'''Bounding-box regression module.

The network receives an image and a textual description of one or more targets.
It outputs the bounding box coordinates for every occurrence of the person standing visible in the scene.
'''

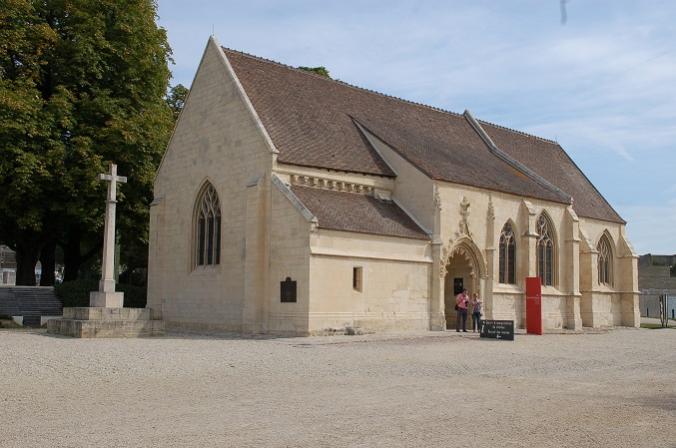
[471,292,483,333]
[455,289,469,332]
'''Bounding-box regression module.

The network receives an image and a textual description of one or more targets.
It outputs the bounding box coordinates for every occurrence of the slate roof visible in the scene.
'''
[291,186,429,240]
[223,48,624,224]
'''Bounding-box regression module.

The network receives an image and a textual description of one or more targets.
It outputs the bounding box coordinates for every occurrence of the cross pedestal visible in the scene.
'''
[47,162,164,337]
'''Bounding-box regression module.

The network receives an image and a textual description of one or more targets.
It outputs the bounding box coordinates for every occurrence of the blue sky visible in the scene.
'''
[157,0,676,254]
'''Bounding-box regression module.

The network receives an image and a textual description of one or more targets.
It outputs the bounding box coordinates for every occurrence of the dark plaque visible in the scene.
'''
[453,277,464,295]
[280,277,297,303]
[480,320,515,341]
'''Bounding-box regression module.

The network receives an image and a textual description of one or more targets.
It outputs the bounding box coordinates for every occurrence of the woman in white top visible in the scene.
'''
[471,292,482,332]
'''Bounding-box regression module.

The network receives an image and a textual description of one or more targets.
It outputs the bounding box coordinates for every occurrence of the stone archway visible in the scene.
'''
[441,238,487,330]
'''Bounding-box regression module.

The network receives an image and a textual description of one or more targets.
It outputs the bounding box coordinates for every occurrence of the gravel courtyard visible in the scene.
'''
[1,328,674,447]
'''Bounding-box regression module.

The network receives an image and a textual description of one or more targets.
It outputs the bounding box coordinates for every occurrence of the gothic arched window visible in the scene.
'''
[194,182,221,267]
[499,222,516,284]
[597,233,613,286]
[536,213,555,286]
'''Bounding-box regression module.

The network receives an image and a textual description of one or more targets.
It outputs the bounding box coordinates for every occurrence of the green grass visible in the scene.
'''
[0,319,22,329]
[641,323,676,329]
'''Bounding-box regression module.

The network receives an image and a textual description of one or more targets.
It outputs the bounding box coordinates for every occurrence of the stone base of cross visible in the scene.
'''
[47,162,164,337]
[90,162,127,308]
[90,290,125,308]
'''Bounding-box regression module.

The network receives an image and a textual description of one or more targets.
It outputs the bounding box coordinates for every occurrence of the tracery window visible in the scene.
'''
[194,182,221,267]
[498,222,516,284]
[597,234,613,286]
[536,213,555,286]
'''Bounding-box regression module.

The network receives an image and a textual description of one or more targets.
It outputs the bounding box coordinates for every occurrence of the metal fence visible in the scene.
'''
[640,290,675,319]
[664,295,676,322]
[642,291,676,327]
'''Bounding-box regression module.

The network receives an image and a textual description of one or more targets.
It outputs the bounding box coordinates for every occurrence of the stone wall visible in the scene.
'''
[639,265,676,291]
[147,37,273,332]
[578,218,639,327]
[265,182,312,335]
[307,230,431,334]
[639,261,676,317]
[433,181,637,329]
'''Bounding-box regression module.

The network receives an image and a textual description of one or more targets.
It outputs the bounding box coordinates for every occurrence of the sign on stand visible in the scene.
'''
[480,320,515,341]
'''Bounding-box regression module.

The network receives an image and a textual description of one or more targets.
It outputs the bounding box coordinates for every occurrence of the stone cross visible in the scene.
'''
[90,162,127,308]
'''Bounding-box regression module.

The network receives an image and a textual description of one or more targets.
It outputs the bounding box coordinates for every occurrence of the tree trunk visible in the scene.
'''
[63,229,81,282]
[39,239,57,286]
[15,239,41,286]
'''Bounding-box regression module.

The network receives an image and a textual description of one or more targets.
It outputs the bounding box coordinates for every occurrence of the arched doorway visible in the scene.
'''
[442,240,485,330]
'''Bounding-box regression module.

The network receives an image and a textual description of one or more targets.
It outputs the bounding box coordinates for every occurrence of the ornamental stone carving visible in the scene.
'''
[439,235,487,280]
[439,245,449,278]
[456,196,472,238]
[487,194,495,222]
[433,185,442,211]
[439,242,478,279]
[289,174,375,195]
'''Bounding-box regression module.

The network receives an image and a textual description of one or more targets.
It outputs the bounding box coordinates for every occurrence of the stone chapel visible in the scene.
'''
[147,37,640,335]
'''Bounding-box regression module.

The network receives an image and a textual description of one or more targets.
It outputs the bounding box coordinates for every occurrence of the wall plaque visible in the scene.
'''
[453,277,464,295]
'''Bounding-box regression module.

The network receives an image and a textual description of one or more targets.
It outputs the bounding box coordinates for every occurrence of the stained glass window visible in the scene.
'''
[499,222,516,284]
[195,183,221,267]
[597,234,613,286]
[536,214,555,286]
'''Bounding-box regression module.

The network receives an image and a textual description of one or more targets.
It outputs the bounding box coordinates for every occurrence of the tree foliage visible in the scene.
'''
[0,0,174,285]
[166,83,188,120]
[298,66,331,78]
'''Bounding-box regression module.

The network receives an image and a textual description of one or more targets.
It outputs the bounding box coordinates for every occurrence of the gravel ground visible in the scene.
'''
[1,328,674,447]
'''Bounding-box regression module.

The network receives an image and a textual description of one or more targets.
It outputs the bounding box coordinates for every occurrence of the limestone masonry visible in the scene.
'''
[147,37,640,336]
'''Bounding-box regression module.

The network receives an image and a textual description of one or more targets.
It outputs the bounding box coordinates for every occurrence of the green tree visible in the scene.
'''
[166,83,189,120]
[298,66,331,78]
[0,0,174,285]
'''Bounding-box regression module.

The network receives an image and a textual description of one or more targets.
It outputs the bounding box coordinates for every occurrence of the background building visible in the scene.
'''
[0,245,16,286]
[639,254,676,319]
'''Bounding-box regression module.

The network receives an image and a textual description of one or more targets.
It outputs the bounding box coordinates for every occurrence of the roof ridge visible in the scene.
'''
[221,46,464,119]
[477,118,558,145]
[464,111,571,203]
[478,117,624,223]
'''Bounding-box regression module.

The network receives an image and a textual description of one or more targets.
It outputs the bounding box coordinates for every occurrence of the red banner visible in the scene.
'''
[525,277,542,335]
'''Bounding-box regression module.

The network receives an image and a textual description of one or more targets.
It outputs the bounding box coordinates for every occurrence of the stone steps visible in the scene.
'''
[21,315,43,327]
[0,286,62,327]
[47,307,164,338]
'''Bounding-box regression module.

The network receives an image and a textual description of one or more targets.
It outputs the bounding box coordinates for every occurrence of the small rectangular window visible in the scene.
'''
[353,267,363,292]
[280,277,297,303]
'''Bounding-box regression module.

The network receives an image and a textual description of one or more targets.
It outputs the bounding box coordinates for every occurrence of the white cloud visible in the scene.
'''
[619,201,676,254]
